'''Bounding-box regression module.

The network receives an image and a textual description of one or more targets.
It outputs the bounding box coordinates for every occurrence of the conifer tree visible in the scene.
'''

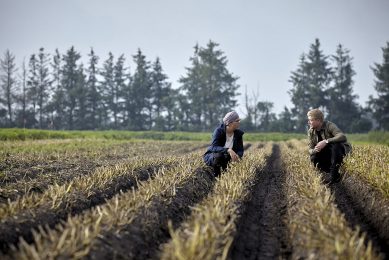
[289,54,311,131]
[129,49,151,130]
[328,44,360,132]
[179,41,239,130]
[179,44,203,129]
[275,107,295,132]
[113,54,126,128]
[0,50,17,126]
[100,52,115,128]
[256,101,275,131]
[305,38,332,109]
[369,42,389,130]
[36,47,51,128]
[61,46,81,129]
[27,53,39,126]
[85,48,100,129]
[289,39,332,131]
[74,64,87,129]
[150,57,172,130]
[49,49,66,129]
[16,59,28,128]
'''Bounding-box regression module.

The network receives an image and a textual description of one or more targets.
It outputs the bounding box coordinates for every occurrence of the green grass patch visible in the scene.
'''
[1,128,387,144]
[348,131,389,146]
[0,128,307,142]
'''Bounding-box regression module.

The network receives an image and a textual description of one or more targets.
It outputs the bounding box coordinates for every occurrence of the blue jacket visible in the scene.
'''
[203,123,244,166]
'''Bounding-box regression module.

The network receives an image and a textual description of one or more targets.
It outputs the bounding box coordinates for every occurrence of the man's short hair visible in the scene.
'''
[307,109,324,121]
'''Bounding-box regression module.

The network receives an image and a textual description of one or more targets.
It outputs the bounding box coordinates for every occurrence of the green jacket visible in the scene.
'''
[307,120,351,155]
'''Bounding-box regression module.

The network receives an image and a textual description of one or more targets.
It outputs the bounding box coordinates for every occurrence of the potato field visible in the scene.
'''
[0,138,388,259]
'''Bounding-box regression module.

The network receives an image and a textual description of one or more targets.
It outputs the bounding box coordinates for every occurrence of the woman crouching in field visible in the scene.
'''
[203,111,244,176]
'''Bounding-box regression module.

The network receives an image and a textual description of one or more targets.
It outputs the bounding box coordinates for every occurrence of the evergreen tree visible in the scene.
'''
[15,59,37,128]
[289,54,311,131]
[256,101,276,131]
[369,42,389,130]
[179,41,239,130]
[85,48,100,129]
[305,38,332,109]
[163,88,179,131]
[27,54,39,127]
[328,44,360,132]
[128,49,151,130]
[289,39,332,131]
[49,48,66,129]
[150,57,172,130]
[274,107,295,132]
[61,46,81,130]
[122,69,133,128]
[74,64,87,129]
[15,59,28,128]
[174,92,191,131]
[100,52,115,128]
[36,47,51,128]
[0,50,17,126]
[200,41,239,128]
[179,44,203,129]
[113,54,126,128]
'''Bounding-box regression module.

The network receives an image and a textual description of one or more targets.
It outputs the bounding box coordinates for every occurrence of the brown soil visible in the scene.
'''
[243,143,252,151]
[0,144,208,202]
[85,167,216,260]
[0,163,169,254]
[229,144,292,259]
[0,158,103,203]
[329,174,389,259]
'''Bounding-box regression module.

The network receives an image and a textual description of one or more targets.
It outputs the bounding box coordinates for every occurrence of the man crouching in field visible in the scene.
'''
[307,108,352,184]
[203,111,244,177]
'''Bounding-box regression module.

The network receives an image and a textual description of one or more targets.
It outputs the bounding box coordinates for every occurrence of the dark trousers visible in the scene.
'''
[310,143,347,177]
[209,151,231,176]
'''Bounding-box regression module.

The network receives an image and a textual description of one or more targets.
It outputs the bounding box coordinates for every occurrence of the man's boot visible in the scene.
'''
[330,168,341,183]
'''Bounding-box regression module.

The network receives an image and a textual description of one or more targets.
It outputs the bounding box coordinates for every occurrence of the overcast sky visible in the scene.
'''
[1,0,388,115]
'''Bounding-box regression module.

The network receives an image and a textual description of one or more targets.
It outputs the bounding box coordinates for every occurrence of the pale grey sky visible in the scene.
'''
[1,0,388,115]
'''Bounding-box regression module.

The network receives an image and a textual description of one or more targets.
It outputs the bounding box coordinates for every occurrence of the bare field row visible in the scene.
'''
[0,140,207,199]
[0,139,387,259]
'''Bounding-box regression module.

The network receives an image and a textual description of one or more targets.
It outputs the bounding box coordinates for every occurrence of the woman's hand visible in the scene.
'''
[228,148,240,162]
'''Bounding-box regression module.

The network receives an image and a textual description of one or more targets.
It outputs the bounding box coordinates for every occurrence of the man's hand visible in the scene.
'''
[314,140,327,153]
[228,148,240,162]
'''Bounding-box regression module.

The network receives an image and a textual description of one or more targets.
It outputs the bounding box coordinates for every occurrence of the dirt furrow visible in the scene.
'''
[0,163,168,254]
[330,175,389,259]
[85,167,216,260]
[229,144,291,260]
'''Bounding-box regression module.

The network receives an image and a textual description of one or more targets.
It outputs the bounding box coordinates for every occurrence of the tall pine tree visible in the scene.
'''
[0,50,17,126]
[15,59,29,128]
[61,46,81,130]
[100,52,115,128]
[49,49,66,129]
[150,57,172,130]
[289,39,332,131]
[289,54,311,131]
[74,64,87,129]
[128,49,151,130]
[113,54,127,128]
[85,48,100,129]
[179,41,239,130]
[369,42,389,130]
[36,47,51,128]
[27,54,39,127]
[328,44,360,132]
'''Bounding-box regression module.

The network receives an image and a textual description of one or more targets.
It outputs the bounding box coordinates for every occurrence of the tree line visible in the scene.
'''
[241,39,388,132]
[0,39,388,132]
[0,41,239,131]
